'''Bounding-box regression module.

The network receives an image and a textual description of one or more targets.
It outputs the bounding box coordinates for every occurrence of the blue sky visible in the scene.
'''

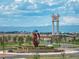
[0,0,79,27]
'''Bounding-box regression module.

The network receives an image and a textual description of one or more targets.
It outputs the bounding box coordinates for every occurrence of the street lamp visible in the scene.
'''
[2,35,5,59]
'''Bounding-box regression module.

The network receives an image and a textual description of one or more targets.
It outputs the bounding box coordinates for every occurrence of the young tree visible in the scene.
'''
[26,35,32,45]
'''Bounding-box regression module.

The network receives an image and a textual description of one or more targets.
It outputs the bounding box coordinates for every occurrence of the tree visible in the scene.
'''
[18,36,24,46]
[13,35,18,43]
[26,35,32,45]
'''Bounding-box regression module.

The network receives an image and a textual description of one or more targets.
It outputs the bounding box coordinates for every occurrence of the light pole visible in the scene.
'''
[2,35,5,59]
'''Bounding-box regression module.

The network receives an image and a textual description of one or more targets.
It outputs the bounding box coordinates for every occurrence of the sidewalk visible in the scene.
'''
[0,50,79,58]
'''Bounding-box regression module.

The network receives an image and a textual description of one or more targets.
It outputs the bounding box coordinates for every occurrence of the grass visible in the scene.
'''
[0,39,79,49]
[69,39,79,45]
[14,55,79,59]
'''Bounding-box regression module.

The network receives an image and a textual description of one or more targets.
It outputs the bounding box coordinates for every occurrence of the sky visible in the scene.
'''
[0,0,79,27]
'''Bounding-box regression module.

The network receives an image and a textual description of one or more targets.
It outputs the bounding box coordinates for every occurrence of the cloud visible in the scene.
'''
[15,0,22,3]
[0,4,16,11]
[0,16,52,27]
[0,5,4,10]
[0,0,71,16]
[0,0,79,27]
[60,16,79,25]
[71,0,79,2]
[28,0,34,4]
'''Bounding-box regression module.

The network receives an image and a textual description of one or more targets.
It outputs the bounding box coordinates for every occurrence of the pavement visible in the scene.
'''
[0,49,79,58]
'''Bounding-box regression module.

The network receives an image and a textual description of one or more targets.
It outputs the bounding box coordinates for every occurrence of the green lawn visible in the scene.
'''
[0,39,79,48]
[14,55,79,59]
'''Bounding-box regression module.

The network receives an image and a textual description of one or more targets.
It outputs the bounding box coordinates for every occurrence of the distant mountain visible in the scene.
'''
[0,25,79,32]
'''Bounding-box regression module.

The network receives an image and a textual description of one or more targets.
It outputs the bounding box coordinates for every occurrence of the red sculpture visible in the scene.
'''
[32,31,40,47]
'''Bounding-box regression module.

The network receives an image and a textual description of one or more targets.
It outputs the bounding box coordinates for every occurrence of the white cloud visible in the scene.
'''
[60,16,79,25]
[44,0,53,6]
[26,4,37,9]
[15,0,22,3]
[29,0,34,3]
[0,3,18,15]
[5,5,10,10]
[71,0,79,2]
[0,0,78,17]
[24,0,28,2]
[44,0,66,6]
[0,5,4,10]
[0,4,14,10]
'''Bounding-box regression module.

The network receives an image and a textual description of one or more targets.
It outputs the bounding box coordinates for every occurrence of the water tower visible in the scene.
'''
[52,14,59,35]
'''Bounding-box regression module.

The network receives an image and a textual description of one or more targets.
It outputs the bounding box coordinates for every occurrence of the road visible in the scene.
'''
[0,49,79,58]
